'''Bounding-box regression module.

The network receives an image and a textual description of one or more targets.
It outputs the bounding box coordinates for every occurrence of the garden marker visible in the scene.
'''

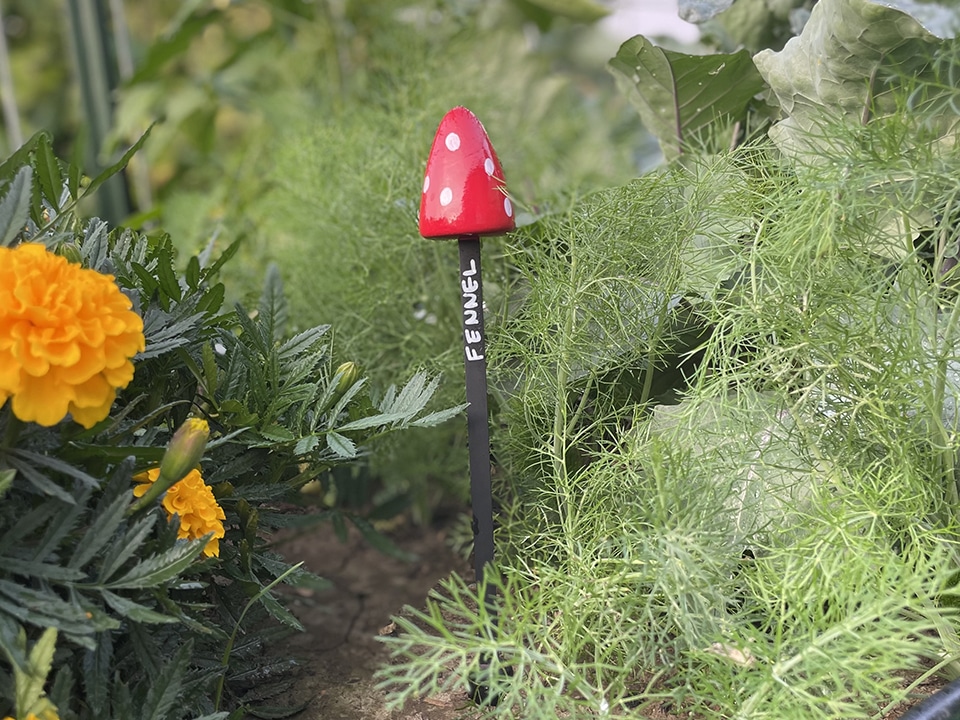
[419,106,514,703]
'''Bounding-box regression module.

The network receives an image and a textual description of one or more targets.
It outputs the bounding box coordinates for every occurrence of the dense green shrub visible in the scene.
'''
[379,2,960,717]
[0,137,461,719]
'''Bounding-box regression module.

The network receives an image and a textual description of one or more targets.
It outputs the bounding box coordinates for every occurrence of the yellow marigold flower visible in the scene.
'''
[2,712,59,720]
[133,467,226,557]
[0,243,145,428]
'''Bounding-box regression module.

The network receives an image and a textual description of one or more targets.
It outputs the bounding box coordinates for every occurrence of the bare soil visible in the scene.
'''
[267,520,479,720]
[266,520,949,720]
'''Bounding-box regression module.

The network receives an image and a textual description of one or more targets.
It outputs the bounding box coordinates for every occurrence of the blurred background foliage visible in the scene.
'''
[0,0,655,521]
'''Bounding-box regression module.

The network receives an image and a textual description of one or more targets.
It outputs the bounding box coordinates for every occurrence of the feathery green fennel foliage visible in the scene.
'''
[379,22,960,718]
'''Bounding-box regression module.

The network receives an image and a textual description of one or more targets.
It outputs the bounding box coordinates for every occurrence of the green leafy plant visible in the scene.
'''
[0,135,462,719]
[378,2,960,718]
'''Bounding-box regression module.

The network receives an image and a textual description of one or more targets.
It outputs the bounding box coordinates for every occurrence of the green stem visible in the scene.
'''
[127,468,183,516]
[213,562,304,711]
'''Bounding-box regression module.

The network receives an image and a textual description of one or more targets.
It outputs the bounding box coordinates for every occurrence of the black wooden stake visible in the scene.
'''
[458,236,496,606]
[459,235,504,705]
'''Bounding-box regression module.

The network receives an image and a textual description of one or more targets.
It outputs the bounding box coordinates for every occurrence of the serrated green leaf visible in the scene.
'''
[258,425,296,443]
[257,591,304,632]
[326,431,357,458]
[82,126,153,199]
[98,515,157,583]
[197,281,226,314]
[202,236,242,276]
[103,537,208,589]
[408,404,468,428]
[4,457,75,503]
[325,378,368,430]
[82,618,112,715]
[0,130,47,184]
[336,412,408,432]
[0,581,110,636]
[277,326,330,360]
[258,263,288,344]
[141,640,192,720]
[15,627,57,715]
[80,218,110,271]
[294,435,320,455]
[1,557,85,582]
[101,590,177,624]
[155,243,183,302]
[11,449,101,488]
[35,133,62,211]
[0,166,32,247]
[69,492,129,570]
[139,310,204,359]
[609,36,765,160]
[186,254,201,289]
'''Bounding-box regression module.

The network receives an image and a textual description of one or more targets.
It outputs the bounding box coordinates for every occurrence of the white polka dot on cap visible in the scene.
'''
[445,133,461,151]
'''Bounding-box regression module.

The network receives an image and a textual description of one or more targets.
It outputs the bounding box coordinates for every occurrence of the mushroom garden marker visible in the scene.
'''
[419,107,514,701]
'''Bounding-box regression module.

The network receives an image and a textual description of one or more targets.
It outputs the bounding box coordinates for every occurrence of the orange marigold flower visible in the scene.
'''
[0,243,145,428]
[133,467,226,557]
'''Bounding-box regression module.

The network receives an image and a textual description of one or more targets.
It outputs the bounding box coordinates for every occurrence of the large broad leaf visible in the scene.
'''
[753,0,958,156]
[609,36,766,160]
[649,390,816,543]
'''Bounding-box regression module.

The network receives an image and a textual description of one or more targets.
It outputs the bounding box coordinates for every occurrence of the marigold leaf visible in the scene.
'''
[21,627,57,714]
[0,166,32,248]
[155,243,183,303]
[326,431,357,459]
[104,538,208,589]
[257,591,304,632]
[186,254,201,289]
[69,492,130,570]
[4,457,76,504]
[100,590,178,625]
[0,130,47,184]
[408,404,468,428]
[293,435,320,455]
[0,581,108,637]
[11,449,101,489]
[336,412,408,432]
[82,126,153,200]
[98,515,157,584]
[82,630,111,717]
[277,326,330,360]
[35,133,62,211]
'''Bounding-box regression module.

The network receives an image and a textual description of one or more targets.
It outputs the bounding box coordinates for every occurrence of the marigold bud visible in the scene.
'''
[159,417,210,486]
[333,361,360,398]
[56,242,82,265]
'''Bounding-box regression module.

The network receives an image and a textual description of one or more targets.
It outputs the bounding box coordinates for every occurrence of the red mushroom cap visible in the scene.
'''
[418,106,515,240]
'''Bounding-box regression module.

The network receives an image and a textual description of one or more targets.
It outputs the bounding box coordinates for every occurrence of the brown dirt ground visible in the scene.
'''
[264,520,949,720]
